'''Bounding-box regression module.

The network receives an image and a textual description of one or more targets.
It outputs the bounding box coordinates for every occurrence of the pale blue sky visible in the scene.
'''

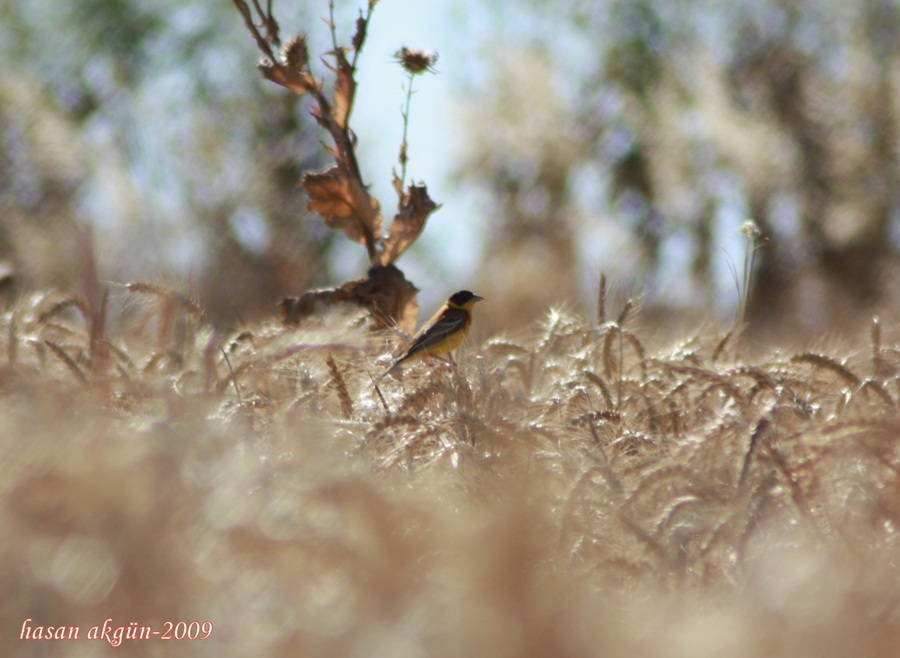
[335,0,748,315]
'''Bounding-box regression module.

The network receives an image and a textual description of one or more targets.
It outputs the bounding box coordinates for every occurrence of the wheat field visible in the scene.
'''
[3,286,900,657]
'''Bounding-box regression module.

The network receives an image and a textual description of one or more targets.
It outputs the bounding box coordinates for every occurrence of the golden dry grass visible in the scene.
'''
[3,290,900,657]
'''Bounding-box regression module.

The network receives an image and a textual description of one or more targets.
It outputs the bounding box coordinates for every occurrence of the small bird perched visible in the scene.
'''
[376,290,484,382]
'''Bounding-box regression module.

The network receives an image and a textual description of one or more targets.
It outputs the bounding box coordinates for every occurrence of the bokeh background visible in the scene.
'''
[2,0,898,341]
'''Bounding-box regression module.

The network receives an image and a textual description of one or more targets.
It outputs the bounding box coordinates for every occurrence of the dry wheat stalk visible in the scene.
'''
[326,354,353,419]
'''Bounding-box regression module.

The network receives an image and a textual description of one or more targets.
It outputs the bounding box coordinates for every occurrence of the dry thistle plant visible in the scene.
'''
[392,47,439,207]
[232,0,440,335]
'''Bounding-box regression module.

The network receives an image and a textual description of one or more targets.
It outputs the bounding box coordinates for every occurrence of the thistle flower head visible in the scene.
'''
[740,219,761,240]
[393,47,438,75]
[282,35,309,72]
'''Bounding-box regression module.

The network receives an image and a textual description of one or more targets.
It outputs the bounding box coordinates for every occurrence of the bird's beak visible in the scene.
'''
[473,295,484,302]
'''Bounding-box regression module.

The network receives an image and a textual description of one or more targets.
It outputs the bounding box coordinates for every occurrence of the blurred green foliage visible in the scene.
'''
[462,0,900,338]
[0,0,332,324]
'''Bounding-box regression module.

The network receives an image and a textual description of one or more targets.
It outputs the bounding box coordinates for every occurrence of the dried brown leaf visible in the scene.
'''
[379,183,439,265]
[281,265,418,334]
[302,166,382,245]
[345,265,419,334]
[332,49,356,130]
[279,287,352,325]
[258,60,318,94]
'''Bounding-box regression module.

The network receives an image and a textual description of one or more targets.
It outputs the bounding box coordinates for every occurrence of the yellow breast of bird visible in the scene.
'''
[427,322,469,356]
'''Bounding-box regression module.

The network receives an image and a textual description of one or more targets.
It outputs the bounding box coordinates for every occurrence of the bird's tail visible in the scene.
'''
[374,360,401,385]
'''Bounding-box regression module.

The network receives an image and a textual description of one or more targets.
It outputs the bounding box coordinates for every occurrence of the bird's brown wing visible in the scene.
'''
[401,306,470,361]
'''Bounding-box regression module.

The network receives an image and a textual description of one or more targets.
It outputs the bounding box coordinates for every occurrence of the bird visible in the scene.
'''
[376,290,484,382]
